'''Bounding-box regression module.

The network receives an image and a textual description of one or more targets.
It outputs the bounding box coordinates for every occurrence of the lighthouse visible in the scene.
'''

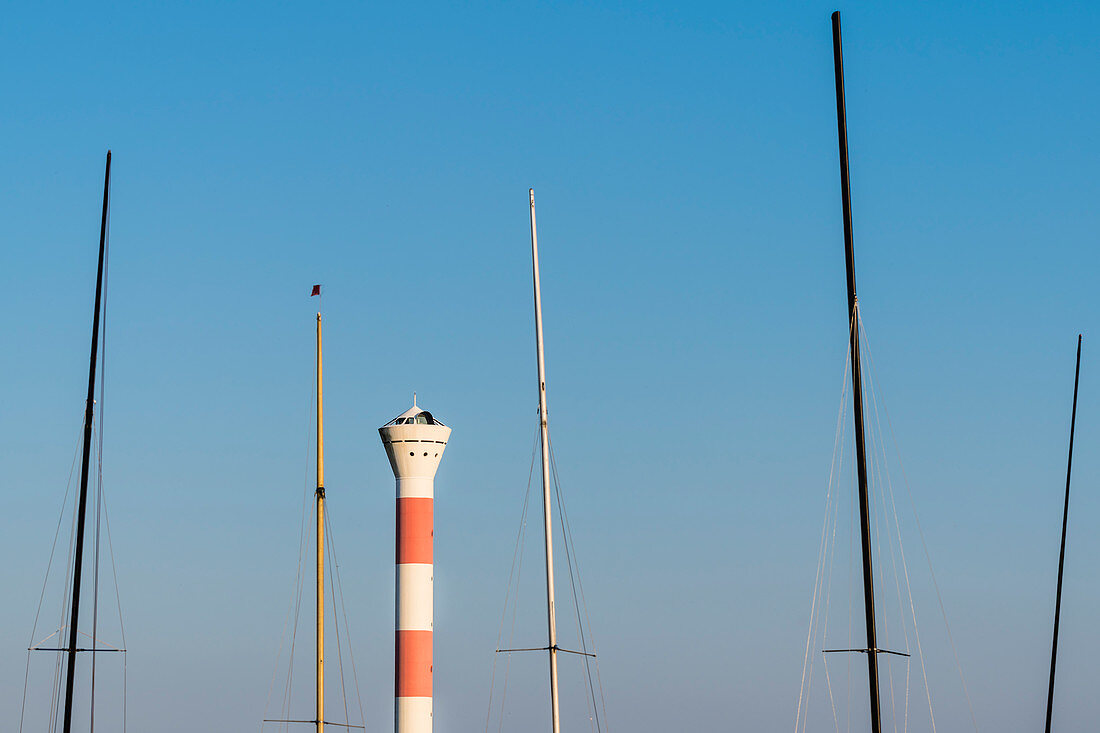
[379,401,451,733]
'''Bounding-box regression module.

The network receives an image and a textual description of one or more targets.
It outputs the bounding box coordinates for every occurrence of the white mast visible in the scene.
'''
[529,188,562,733]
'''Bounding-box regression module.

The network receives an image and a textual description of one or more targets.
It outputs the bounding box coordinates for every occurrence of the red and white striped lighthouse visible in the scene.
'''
[379,401,450,733]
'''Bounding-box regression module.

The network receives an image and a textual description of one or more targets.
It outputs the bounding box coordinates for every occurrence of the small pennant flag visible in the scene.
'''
[311,284,321,297]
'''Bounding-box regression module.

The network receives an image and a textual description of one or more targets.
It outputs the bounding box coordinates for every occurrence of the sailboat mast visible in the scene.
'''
[831,13,882,733]
[316,312,326,733]
[1044,334,1082,733]
[529,188,562,733]
[62,150,112,733]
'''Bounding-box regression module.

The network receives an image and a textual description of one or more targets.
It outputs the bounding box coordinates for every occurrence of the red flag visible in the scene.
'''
[311,284,321,297]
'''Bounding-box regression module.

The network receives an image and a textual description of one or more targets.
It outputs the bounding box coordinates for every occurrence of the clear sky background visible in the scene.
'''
[2,1,1099,731]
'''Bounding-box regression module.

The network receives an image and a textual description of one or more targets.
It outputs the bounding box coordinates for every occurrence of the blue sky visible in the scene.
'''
[2,1,1099,731]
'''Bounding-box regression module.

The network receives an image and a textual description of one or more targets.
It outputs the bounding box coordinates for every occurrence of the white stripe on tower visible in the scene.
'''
[379,404,450,733]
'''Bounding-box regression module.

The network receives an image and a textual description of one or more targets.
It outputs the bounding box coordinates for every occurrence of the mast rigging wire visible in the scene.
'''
[485,422,540,733]
[866,390,900,732]
[819,407,849,733]
[90,193,110,732]
[97,476,128,732]
[53,402,84,732]
[327,524,351,726]
[325,507,368,728]
[261,382,316,732]
[866,351,915,733]
[871,415,914,733]
[326,511,369,728]
[548,439,607,732]
[857,312,978,732]
[859,316,937,732]
[20,416,85,733]
[795,314,852,733]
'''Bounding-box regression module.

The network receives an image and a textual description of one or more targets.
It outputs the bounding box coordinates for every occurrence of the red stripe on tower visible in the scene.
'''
[397,498,434,564]
[395,630,433,697]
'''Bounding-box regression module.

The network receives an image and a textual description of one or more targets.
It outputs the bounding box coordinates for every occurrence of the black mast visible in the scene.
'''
[62,150,112,733]
[831,13,882,733]
[1044,334,1082,733]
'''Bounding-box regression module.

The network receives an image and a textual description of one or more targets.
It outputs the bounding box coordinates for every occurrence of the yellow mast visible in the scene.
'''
[316,311,325,733]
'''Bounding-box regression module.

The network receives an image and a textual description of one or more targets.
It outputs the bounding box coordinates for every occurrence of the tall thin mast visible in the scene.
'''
[1044,334,1082,733]
[62,150,112,733]
[529,188,562,733]
[316,312,326,733]
[831,13,882,733]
